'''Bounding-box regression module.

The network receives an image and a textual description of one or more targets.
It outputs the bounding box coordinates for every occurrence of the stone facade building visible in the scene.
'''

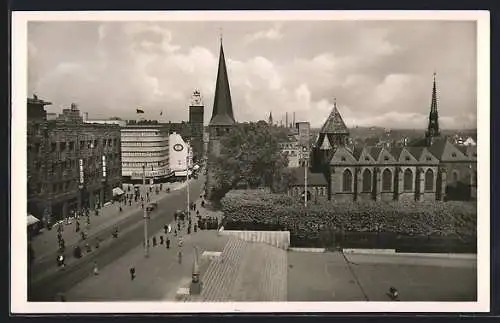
[27,97,122,222]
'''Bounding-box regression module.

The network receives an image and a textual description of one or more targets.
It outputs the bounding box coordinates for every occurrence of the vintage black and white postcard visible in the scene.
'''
[11,10,490,313]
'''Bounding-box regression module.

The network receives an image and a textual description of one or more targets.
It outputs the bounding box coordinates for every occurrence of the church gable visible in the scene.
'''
[329,147,357,165]
[419,147,439,164]
[398,147,418,164]
[377,148,396,164]
[438,140,469,162]
[357,147,376,164]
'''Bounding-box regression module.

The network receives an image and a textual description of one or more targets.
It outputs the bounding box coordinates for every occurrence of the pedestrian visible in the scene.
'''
[166,237,170,249]
[160,235,164,245]
[113,228,119,239]
[178,250,182,264]
[93,261,99,275]
[194,223,198,233]
[119,205,122,212]
[141,203,144,209]
[129,199,132,206]
[95,238,100,249]
[130,267,136,280]
[164,224,168,234]
[57,232,63,242]
[152,236,157,247]
[177,222,181,231]
[187,225,191,235]
[174,229,177,237]
[168,224,172,233]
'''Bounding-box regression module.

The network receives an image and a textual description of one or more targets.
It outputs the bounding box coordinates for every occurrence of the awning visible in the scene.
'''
[113,187,125,196]
[27,214,40,227]
[174,171,188,177]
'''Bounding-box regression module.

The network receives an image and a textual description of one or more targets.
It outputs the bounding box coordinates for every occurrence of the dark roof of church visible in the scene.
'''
[319,102,349,135]
[288,167,328,187]
[406,146,425,160]
[210,43,236,126]
[389,147,403,160]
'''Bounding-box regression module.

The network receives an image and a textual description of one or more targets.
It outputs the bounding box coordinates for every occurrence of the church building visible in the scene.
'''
[310,74,477,202]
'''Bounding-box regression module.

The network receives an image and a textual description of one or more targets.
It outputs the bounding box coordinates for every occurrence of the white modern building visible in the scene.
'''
[121,124,171,182]
[169,132,193,178]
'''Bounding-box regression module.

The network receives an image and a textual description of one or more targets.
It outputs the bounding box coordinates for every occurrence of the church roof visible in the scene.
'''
[210,42,236,126]
[319,100,349,135]
[288,167,328,187]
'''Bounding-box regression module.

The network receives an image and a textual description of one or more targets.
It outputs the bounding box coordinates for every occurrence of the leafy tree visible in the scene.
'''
[208,122,292,202]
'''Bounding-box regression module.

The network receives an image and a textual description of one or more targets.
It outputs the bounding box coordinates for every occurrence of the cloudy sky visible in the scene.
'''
[27,20,477,129]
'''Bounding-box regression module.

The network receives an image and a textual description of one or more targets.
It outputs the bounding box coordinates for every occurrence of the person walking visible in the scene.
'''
[178,250,182,264]
[160,235,164,245]
[166,237,171,249]
[130,267,136,280]
[152,236,157,247]
[93,261,99,275]
[164,224,168,234]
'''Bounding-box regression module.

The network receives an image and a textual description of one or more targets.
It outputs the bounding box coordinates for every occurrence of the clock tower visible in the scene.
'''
[189,89,204,163]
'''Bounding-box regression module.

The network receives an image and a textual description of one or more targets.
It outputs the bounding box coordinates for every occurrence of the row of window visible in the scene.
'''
[42,139,120,153]
[122,161,168,168]
[122,151,169,157]
[121,141,168,147]
[340,168,477,193]
[121,132,162,137]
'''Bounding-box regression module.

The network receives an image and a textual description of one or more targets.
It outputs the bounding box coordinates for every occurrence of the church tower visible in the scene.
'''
[188,89,204,163]
[425,73,440,146]
[312,98,349,171]
[206,38,236,198]
[268,112,273,125]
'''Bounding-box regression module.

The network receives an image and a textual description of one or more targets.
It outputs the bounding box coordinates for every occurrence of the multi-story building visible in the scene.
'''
[278,139,301,168]
[295,121,311,148]
[189,90,204,163]
[27,97,122,222]
[169,132,193,179]
[121,124,171,183]
[56,103,84,123]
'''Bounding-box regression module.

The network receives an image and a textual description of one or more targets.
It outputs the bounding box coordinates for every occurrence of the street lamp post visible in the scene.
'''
[143,164,149,258]
[186,146,190,219]
[303,146,308,207]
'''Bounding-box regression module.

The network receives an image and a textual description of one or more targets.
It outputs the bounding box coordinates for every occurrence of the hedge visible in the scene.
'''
[221,190,477,245]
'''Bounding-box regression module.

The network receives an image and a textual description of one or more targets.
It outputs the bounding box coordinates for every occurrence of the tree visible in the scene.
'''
[209,122,290,203]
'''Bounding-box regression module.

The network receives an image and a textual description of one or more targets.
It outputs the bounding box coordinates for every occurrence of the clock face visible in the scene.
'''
[173,144,184,152]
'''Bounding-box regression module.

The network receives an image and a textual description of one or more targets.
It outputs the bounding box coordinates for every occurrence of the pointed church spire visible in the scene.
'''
[268,111,273,125]
[425,72,440,145]
[320,98,349,135]
[209,39,236,126]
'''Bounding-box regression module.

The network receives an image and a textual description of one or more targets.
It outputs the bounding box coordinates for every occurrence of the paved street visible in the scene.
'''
[29,176,205,301]
[31,182,186,263]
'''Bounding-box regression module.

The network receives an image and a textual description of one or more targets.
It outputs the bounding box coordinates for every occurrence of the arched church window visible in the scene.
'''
[403,169,413,191]
[425,169,434,192]
[362,169,372,192]
[342,169,353,193]
[382,169,392,192]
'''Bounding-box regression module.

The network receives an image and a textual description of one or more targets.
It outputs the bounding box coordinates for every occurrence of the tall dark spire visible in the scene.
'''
[268,111,273,125]
[425,72,440,145]
[209,41,235,126]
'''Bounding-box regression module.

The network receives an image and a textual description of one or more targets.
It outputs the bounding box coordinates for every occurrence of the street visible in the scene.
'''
[28,176,205,301]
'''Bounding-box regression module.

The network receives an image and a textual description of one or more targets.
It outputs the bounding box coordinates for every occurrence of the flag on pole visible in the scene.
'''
[136,108,145,114]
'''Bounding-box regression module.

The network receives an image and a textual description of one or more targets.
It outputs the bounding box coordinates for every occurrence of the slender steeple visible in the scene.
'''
[268,112,273,125]
[425,72,440,145]
[209,40,235,126]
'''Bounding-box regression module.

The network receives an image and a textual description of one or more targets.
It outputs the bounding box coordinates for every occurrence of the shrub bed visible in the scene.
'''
[221,190,477,251]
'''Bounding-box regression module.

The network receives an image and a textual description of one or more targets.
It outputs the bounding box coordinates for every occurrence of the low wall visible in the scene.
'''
[219,230,290,250]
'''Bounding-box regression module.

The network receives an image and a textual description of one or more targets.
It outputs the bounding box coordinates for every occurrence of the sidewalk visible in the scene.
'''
[65,228,229,301]
[31,181,188,262]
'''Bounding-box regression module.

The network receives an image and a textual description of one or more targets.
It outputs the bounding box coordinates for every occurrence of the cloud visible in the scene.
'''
[243,23,284,44]
[27,21,477,129]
